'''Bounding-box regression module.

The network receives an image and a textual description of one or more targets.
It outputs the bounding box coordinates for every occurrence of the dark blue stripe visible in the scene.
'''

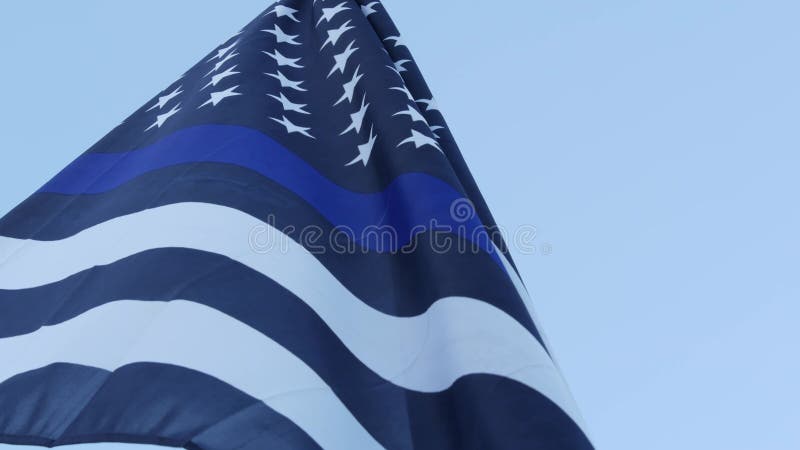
[0,163,538,341]
[38,124,493,256]
[0,249,590,449]
[0,363,320,450]
[0,364,591,450]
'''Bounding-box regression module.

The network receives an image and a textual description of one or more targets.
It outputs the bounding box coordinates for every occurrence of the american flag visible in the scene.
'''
[0,1,592,449]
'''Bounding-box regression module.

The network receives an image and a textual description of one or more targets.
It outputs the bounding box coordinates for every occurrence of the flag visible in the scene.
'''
[0,1,593,449]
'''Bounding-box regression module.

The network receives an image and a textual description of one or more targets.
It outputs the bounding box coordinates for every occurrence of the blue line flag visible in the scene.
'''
[0,1,592,449]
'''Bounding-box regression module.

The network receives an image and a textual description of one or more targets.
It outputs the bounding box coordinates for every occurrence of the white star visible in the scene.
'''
[262,24,301,45]
[145,103,181,131]
[267,5,300,23]
[430,125,445,138]
[417,98,440,112]
[207,40,237,62]
[362,2,379,17]
[393,104,429,125]
[334,65,363,106]
[390,85,415,102]
[321,20,354,50]
[384,35,406,48]
[266,70,307,92]
[263,49,304,68]
[201,65,239,90]
[328,40,358,78]
[147,86,182,111]
[316,2,350,27]
[393,59,412,73]
[199,85,242,108]
[268,92,310,114]
[341,95,369,135]
[398,129,442,152]
[205,51,238,76]
[271,115,314,139]
[346,126,378,167]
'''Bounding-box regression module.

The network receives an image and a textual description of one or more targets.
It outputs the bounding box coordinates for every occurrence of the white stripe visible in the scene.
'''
[0,300,382,450]
[0,202,585,430]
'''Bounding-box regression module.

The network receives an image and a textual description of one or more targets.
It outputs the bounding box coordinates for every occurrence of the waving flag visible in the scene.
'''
[0,1,593,449]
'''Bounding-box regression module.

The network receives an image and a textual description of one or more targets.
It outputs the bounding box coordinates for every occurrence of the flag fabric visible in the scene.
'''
[0,1,593,449]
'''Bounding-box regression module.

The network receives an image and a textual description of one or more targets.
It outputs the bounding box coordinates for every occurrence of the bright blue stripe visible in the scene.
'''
[0,170,536,337]
[39,124,491,255]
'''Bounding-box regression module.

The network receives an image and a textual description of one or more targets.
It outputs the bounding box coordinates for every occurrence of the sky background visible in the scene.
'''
[0,1,799,449]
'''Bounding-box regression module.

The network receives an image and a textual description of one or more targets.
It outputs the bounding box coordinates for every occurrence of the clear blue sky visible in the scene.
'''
[1,1,799,449]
